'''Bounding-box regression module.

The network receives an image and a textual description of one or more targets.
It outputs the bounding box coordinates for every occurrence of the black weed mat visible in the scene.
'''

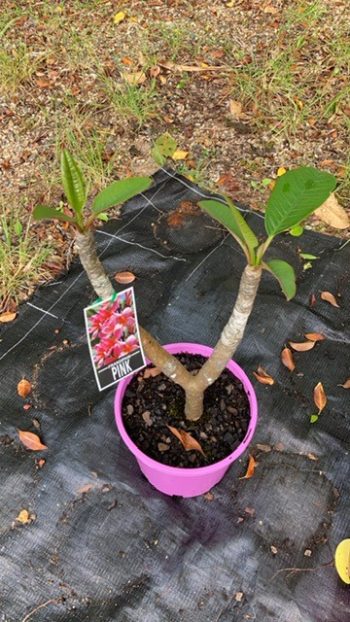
[0,170,349,622]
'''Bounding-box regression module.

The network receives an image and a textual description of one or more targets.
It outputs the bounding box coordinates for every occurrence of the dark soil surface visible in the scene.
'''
[122,353,250,468]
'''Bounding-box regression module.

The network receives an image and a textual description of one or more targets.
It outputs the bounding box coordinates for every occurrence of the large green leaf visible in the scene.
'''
[265,167,336,236]
[33,205,76,224]
[60,150,86,214]
[199,199,258,255]
[92,177,152,214]
[264,259,296,300]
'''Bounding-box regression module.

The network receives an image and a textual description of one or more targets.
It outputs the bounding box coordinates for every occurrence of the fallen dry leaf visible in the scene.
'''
[255,443,272,453]
[289,340,315,352]
[160,62,226,73]
[143,367,161,379]
[16,509,35,525]
[281,347,295,371]
[0,311,17,323]
[17,378,32,398]
[36,458,46,469]
[113,11,126,24]
[314,382,327,413]
[315,193,349,230]
[338,378,350,389]
[203,491,214,501]
[77,483,94,495]
[158,442,170,452]
[320,291,340,308]
[304,332,326,342]
[253,366,275,385]
[18,429,47,451]
[114,271,135,284]
[277,166,287,176]
[121,71,146,86]
[167,426,205,455]
[235,592,244,602]
[35,78,51,89]
[229,99,244,120]
[307,452,318,461]
[240,454,257,479]
[172,150,188,161]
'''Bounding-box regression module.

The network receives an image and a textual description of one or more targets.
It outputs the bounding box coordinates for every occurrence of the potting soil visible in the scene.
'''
[0,169,349,622]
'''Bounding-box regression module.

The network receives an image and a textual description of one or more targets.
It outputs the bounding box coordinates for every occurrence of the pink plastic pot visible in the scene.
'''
[114,343,258,497]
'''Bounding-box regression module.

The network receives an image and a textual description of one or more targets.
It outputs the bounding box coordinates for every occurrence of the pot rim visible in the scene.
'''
[114,342,258,476]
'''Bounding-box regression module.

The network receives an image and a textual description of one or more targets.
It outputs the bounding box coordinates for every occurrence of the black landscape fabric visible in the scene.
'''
[0,169,349,622]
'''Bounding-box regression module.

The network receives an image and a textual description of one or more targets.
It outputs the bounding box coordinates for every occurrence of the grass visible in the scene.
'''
[0,0,348,309]
[0,43,41,94]
[103,77,159,127]
[0,203,52,309]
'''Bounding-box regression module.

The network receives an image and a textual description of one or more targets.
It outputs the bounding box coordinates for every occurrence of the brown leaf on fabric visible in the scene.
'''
[304,332,326,342]
[16,509,35,525]
[114,271,135,284]
[313,382,327,413]
[338,378,350,389]
[0,311,17,323]
[18,430,47,451]
[253,366,274,385]
[240,455,257,479]
[320,291,340,308]
[77,484,94,494]
[315,193,349,229]
[289,340,315,352]
[17,378,32,398]
[255,443,272,453]
[143,367,161,379]
[281,347,295,371]
[167,426,205,455]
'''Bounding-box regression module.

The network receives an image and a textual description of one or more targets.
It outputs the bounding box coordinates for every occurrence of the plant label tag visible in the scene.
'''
[84,288,146,391]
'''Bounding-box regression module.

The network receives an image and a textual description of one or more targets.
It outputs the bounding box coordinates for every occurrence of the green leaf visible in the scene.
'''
[265,167,336,236]
[310,414,319,424]
[264,259,296,300]
[14,220,23,236]
[97,212,109,222]
[92,177,152,215]
[299,253,319,260]
[151,133,177,165]
[33,205,76,223]
[61,150,86,214]
[289,225,304,237]
[199,199,258,257]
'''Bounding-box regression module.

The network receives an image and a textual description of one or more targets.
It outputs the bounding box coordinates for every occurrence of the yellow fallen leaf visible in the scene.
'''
[16,509,31,524]
[335,539,350,584]
[0,311,17,323]
[277,167,287,176]
[315,193,349,230]
[114,11,126,24]
[226,0,235,6]
[172,150,188,161]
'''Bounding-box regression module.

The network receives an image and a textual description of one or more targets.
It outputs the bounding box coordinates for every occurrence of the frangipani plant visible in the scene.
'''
[34,152,336,421]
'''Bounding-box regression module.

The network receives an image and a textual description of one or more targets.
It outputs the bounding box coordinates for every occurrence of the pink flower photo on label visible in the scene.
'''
[87,292,140,369]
